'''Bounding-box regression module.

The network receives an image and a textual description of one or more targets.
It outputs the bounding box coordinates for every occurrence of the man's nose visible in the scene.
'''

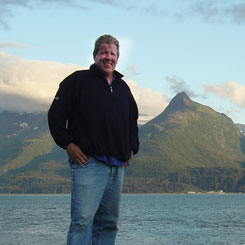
[105,53,112,59]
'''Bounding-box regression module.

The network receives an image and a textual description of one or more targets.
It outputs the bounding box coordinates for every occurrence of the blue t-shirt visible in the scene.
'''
[95,155,125,167]
[68,156,125,167]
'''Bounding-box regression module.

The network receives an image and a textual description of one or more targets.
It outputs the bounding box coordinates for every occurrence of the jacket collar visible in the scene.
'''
[89,64,124,80]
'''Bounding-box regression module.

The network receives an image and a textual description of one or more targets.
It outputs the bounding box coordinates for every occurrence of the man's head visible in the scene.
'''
[93,35,120,78]
[93,34,119,58]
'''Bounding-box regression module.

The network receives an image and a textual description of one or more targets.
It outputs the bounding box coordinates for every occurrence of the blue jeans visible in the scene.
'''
[67,157,124,245]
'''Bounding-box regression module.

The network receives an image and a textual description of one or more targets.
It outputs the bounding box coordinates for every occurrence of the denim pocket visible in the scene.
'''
[71,161,89,169]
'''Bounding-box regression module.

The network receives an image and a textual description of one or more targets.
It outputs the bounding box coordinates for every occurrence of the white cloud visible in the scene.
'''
[0,42,30,49]
[126,80,169,117]
[205,81,245,108]
[0,51,83,112]
[0,51,169,118]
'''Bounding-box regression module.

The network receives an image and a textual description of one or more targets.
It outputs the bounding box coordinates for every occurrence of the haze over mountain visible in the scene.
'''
[0,92,244,193]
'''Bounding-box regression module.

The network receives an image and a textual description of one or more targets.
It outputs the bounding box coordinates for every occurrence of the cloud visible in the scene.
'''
[88,0,121,7]
[121,1,245,25]
[0,0,35,28]
[205,81,245,108]
[126,80,169,117]
[189,1,245,24]
[143,3,168,17]
[126,1,245,25]
[189,1,221,23]
[0,0,87,29]
[125,65,140,76]
[0,42,31,49]
[165,76,200,98]
[0,51,83,112]
[0,51,169,118]
[0,92,48,112]
[2,0,245,30]
[225,3,245,24]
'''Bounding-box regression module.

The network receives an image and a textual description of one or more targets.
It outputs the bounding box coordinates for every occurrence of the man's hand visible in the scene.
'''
[66,143,88,165]
[124,151,133,167]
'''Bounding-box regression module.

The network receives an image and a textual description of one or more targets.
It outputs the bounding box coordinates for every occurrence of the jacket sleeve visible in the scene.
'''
[48,73,75,149]
[129,91,139,155]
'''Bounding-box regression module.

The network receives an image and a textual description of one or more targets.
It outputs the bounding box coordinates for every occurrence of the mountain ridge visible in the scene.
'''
[124,92,245,192]
[0,92,245,193]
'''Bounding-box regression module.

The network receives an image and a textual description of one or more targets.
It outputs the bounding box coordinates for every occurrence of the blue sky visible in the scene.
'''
[0,0,245,124]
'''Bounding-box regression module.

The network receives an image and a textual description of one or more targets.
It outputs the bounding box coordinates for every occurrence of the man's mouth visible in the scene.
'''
[104,62,112,68]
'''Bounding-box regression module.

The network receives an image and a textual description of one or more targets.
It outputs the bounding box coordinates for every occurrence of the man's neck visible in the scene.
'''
[106,75,113,85]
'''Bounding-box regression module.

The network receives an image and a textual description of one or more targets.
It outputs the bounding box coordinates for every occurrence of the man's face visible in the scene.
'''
[94,43,118,77]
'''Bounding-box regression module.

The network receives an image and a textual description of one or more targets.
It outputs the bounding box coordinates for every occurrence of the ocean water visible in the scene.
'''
[0,194,244,245]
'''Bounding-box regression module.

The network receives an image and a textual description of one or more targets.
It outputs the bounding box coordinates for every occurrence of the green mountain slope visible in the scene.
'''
[0,92,245,193]
[124,92,245,192]
[0,111,69,193]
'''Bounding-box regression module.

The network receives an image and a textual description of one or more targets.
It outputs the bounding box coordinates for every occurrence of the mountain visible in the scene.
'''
[0,111,69,193]
[0,92,245,193]
[0,111,48,171]
[124,92,245,193]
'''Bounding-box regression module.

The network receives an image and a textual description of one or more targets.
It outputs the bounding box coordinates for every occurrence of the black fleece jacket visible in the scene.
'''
[48,64,139,162]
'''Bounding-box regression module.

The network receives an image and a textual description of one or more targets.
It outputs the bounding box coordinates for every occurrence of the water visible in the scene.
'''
[0,194,244,245]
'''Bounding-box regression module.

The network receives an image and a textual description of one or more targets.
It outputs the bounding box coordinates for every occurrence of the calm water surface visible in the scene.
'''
[0,194,244,245]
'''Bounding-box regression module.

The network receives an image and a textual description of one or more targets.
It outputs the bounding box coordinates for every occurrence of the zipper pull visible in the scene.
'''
[110,86,113,93]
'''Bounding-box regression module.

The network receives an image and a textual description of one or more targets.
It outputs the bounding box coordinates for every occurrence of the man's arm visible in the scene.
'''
[48,74,74,149]
[128,92,139,156]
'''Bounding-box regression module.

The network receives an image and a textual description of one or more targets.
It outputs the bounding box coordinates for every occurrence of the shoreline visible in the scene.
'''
[0,192,244,196]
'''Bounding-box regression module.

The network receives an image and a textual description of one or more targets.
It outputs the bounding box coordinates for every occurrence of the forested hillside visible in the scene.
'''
[1,92,245,193]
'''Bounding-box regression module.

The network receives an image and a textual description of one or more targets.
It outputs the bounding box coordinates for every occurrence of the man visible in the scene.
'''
[48,34,139,244]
